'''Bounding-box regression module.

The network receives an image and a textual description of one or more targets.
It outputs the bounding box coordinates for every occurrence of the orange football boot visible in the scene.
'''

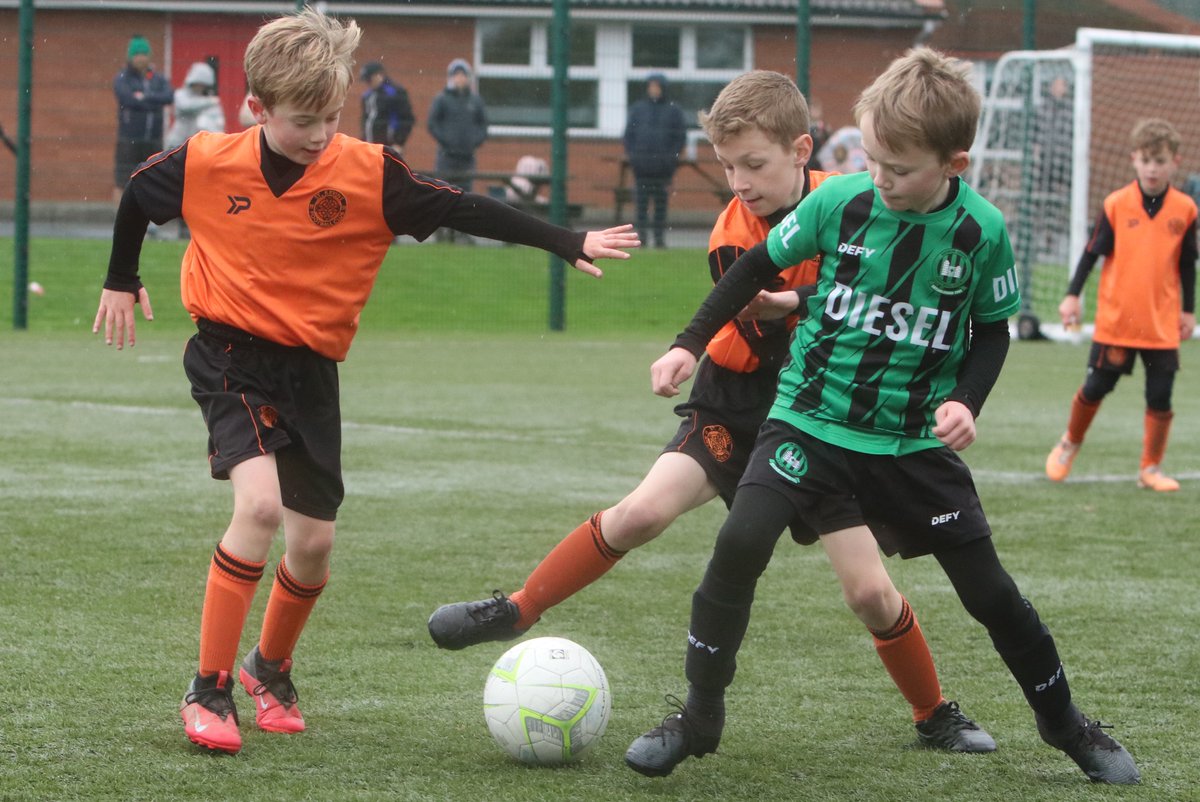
[239,646,305,733]
[181,670,242,754]
[1045,435,1080,482]
[1137,465,1180,492]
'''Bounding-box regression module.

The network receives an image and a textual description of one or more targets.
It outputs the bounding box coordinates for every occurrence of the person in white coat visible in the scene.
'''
[166,62,225,150]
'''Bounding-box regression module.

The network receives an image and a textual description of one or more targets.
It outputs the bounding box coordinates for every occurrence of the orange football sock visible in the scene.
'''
[870,597,943,722]
[509,511,625,630]
[1065,389,1102,445]
[259,557,327,663]
[1141,408,1174,469]
[198,543,265,676]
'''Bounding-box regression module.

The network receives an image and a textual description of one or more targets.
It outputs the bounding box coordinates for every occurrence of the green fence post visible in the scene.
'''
[547,0,569,331]
[13,0,33,330]
[795,0,810,97]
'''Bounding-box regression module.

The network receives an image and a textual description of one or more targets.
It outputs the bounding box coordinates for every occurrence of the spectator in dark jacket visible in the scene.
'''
[428,58,488,243]
[112,35,173,203]
[360,62,415,155]
[428,58,488,190]
[623,73,688,248]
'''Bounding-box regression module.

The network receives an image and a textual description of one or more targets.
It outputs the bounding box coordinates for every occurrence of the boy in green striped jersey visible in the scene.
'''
[625,48,1139,785]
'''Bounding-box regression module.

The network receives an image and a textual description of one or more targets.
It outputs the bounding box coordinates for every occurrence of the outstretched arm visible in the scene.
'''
[439,191,639,275]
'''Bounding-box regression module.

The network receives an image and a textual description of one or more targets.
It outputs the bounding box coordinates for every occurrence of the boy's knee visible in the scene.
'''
[1081,369,1119,402]
[289,529,335,562]
[237,494,285,532]
[841,579,894,622]
[604,500,671,549]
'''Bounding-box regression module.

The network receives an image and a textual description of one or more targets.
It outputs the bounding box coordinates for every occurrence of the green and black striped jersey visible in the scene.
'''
[764,172,1020,455]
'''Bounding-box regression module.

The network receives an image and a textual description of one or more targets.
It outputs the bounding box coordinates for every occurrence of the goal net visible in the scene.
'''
[971,28,1200,339]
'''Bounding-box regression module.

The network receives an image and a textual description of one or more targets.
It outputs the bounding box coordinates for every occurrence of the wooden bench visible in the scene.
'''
[602,158,732,222]
[427,169,584,226]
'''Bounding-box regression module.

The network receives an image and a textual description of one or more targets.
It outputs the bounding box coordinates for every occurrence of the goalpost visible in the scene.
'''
[972,28,1200,340]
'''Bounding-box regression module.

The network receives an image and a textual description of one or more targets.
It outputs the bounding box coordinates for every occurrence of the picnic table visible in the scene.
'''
[602,157,732,223]
[430,170,582,224]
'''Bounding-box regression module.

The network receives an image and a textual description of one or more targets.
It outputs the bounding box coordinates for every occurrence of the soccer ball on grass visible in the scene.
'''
[483,636,611,765]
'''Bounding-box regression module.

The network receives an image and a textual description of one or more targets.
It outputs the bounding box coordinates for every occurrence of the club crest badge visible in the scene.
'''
[703,425,733,462]
[768,442,808,483]
[309,189,347,227]
[930,248,972,296]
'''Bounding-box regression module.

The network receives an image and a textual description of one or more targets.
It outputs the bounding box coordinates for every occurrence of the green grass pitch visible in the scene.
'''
[1,237,1197,800]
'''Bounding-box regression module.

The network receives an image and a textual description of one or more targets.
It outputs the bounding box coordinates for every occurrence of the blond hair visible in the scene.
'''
[700,70,810,148]
[1131,117,1181,155]
[853,48,979,162]
[244,7,361,112]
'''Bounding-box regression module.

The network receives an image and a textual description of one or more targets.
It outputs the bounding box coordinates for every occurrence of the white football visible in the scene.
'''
[483,636,611,765]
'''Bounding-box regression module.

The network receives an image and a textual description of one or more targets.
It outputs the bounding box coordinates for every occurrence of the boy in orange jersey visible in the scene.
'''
[429,71,994,754]
[91,8,637,756]
[1046,117,1196,490]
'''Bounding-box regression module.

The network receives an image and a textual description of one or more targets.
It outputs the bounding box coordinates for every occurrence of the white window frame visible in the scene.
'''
[476,21,752,138]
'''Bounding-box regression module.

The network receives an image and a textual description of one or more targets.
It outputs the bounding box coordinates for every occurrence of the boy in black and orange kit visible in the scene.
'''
[1046,117,1196,490]
[92,9,637,755]
[430,71,994,753]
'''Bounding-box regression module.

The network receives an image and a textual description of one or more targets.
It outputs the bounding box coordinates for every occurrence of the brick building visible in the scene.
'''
[1,0,1197,222]
[0,0,943,222]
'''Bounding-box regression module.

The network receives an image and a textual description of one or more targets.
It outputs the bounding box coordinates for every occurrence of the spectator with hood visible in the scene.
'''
[623,72,688,248]
[428,58,488,190]
[166,61,225,150]
[428,58,489,242]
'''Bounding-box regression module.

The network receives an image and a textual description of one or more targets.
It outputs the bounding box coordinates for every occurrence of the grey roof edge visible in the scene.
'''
[3,0,946,22]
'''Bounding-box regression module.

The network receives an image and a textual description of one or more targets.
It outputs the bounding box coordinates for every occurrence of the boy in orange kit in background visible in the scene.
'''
[1046,117,1196,490]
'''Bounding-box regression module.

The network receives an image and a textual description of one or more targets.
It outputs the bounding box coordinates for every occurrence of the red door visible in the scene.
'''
[170,15,264,132]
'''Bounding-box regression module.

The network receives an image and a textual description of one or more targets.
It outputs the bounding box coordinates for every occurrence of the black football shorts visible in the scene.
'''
[663,357,776,506]
[1088,341,1179,376]
[183,319,344,521]
[740,418,992,557]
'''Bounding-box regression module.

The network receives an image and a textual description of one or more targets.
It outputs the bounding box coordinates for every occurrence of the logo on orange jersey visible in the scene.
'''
[309,189,347,227]
[258,405,279,428]
[226,195,251,215]
[1169,217,1187,236]
[702,425,733,462]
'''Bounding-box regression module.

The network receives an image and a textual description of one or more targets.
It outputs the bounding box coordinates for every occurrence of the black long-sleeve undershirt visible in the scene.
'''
[445,192,586,263]
[946,319,1009,418]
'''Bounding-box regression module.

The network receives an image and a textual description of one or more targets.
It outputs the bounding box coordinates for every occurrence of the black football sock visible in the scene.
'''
[684,684,725,747]
[684,568,755,693]
[990,598,1073,722]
